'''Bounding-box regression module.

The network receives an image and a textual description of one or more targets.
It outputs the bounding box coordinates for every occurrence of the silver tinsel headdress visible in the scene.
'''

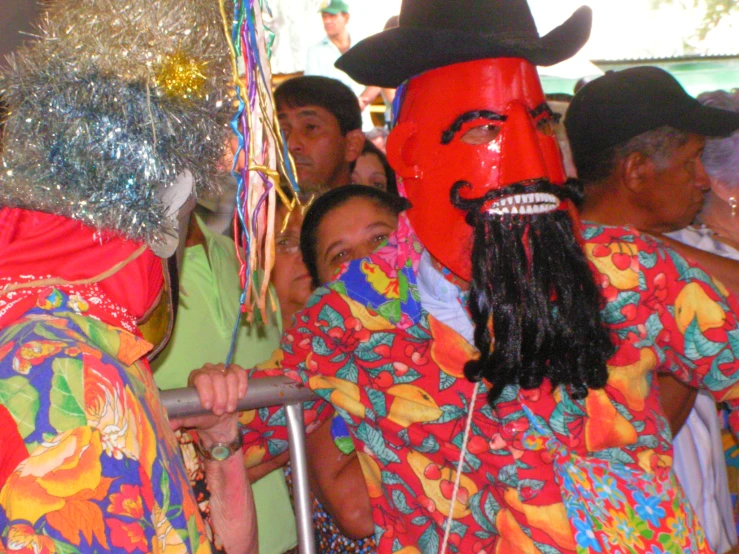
[0,0,233,254]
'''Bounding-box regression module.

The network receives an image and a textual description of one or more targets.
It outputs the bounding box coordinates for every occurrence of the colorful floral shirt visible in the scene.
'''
[0,288,211,554]
[242,217,739,554]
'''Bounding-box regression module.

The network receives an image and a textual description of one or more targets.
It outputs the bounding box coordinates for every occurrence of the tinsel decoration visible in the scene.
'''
[0,0,234,251]
[224,0,301,338]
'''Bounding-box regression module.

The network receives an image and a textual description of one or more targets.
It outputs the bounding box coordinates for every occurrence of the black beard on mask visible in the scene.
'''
[451,179,614,405]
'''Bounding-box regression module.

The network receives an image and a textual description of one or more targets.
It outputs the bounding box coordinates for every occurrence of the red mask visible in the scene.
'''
[387,58,567,281]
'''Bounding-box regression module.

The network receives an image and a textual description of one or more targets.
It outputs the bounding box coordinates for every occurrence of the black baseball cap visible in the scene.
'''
[565,66,739,170]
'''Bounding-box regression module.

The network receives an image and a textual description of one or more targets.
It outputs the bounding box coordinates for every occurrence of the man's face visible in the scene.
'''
[322,12,349,39]
[278,104,349,192]
[640,133,710,233]
[387,58,566,280]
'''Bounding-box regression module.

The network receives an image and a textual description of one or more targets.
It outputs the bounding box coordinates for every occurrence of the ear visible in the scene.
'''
[386,121,421,179]
[620,151,652,195]
[344,129,365,164]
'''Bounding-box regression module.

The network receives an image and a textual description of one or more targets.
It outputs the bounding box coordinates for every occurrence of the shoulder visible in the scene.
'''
[306,37,331,54]
[582,222,663,253]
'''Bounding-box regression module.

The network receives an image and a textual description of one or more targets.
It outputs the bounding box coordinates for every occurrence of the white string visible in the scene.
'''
[440,380,480,553]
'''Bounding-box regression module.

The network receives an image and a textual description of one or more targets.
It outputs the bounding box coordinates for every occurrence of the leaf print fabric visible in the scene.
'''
[241,217,739,553]
[0,289,211,554]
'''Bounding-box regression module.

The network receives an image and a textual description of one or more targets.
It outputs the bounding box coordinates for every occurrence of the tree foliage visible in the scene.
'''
[650,0,738,39]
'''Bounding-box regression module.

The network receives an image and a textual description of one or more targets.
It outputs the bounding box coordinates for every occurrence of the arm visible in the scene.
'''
[380,88,396,106]
[306,418,373,539]
[246,450,290,482]
[660,233,739,296]
[358,87,381,112]
[173,364,258,554]
[644,240,739,439]
[239,287,375,467]
[656,373,698,435]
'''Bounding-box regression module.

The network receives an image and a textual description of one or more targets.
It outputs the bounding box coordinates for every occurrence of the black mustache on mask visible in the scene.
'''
[449,178,613,405]
[450,179,584,226]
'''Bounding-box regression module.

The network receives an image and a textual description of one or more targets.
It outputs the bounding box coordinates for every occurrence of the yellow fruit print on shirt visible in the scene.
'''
[428,315,478,379]
[674,282,726,334]
[494,508,543,554]
[407,451,478,518]
[357,452,384,499]
[345,296,396,332]
[308,374,366,418]
[386,384,442,427]
[502,487,576,551]
[584,242,639,290]
[584,389,638,451]
[608,348,657,412]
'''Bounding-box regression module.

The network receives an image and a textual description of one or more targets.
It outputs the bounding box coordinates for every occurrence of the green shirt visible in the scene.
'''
[152,215,297,554]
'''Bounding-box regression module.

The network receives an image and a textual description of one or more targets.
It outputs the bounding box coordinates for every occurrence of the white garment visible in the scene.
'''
[416,250,474,345]
[304,36,374,131]
[667,225,739,553]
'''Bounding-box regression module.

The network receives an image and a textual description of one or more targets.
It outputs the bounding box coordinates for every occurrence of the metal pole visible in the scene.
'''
[161,377,319,554]
[286,402,316,554]
[160,376,318,418]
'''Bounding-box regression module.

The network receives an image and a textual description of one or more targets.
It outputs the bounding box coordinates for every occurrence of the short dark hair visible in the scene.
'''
[359,139,398,196]
[274,76,361,135]
[576,125,691,183]
[300,184,409,286]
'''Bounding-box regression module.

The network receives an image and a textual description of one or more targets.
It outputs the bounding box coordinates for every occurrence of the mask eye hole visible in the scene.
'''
[536,118,556,137]
[461,124,501,145]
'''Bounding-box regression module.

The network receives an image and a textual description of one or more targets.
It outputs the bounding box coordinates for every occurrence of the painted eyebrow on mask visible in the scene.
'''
[440,103,559,145]
[441,110,506,145]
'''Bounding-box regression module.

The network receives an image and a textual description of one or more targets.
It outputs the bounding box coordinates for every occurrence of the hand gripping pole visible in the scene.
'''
[161,376,318,554]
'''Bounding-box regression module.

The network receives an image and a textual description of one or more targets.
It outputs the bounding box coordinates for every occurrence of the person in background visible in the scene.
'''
[546,92,577,179]
[668,89,739,261]
[301,185,408,286]
[667,88,739,540]
[151,211,297,554]
[247,192,376,552]
[364,126,389,153]
[565,66,739,554]
[351,140,397,195]
[304,0,379,131]
[275,76,365,193]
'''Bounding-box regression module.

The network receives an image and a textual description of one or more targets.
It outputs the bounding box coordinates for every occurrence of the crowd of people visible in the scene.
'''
[4,0,739,553]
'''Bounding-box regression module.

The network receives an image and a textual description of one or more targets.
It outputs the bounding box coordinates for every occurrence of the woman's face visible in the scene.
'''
[315,197,398,283]
[351,153,388,191]
[272,205,313,321]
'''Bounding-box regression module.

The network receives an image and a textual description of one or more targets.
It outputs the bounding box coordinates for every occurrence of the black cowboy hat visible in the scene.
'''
[336,0,592,88]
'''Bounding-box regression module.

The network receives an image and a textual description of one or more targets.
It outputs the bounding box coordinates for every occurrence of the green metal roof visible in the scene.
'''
[541,54,739,97]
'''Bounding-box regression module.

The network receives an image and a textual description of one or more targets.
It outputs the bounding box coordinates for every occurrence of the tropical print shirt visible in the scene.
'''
[242,217,739,554]
[0,288,211,554]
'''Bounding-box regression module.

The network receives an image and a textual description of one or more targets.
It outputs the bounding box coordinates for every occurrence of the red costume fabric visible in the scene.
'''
[0,208,163,332]
[0,209,211,553]
[240,215,739,553]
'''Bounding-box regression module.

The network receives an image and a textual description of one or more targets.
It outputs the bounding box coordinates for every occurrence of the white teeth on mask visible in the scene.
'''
[485,192,561,216]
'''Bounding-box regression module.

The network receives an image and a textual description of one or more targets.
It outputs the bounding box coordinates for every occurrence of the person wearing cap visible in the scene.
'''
[565,66,739,554]
[304,0,379,132]
[238,1,739,552]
